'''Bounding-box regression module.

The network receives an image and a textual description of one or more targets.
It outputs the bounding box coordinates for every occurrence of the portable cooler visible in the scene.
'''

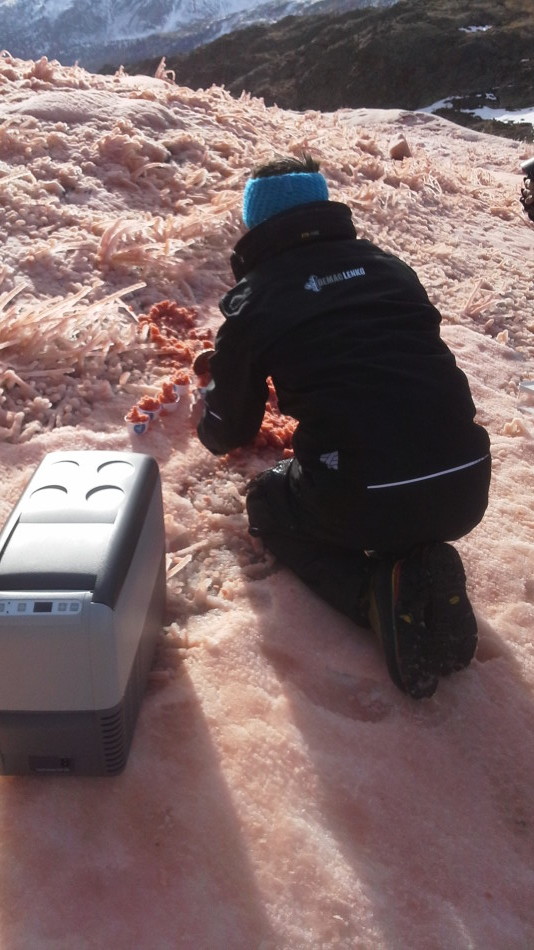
[0,450,166,776]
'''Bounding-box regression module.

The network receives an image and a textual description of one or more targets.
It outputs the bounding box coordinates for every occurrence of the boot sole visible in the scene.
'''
[423,544,478,676]
[369,557,439,700]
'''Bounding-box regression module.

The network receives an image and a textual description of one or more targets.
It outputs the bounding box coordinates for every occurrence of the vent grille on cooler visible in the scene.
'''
[99,708,127,774]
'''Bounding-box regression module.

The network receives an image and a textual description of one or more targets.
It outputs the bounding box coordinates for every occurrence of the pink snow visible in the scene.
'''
[0,52,533,949]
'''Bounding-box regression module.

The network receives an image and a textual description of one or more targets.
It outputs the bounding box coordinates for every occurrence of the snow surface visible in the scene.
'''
[0,0,73,13]
[472,106,534,125]
[159,0,261,32]
[422,96,534,129]
[459,25,492,33]
[0,53,533,950]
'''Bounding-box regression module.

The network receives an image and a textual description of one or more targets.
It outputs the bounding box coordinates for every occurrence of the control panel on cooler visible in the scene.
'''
[0,598,82,616]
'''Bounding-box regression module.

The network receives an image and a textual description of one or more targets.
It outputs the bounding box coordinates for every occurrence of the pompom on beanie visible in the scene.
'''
[242,171,329,230]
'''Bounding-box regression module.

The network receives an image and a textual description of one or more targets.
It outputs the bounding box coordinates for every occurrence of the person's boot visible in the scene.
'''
[369,543,477,699]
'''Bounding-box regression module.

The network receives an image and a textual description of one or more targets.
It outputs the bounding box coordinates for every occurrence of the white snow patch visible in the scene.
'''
[421,96,534,127]
[459,25,492,33]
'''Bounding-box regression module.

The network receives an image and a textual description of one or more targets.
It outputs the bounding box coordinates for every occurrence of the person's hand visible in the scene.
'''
[193,349,215,379]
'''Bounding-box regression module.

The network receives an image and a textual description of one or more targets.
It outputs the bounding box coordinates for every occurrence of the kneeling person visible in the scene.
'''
[197,155,491,700]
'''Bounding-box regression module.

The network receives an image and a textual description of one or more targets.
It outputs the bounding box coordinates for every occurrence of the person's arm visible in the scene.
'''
[196,317,268,456]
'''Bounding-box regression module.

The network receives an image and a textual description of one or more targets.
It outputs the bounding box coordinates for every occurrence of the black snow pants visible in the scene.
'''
[245,456,491,629]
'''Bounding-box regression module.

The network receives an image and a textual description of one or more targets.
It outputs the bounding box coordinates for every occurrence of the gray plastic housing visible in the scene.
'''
[0,450,166,775]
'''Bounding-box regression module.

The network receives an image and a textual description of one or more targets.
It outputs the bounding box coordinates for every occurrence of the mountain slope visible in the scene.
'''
[133,0,534,141]
[0,0,396,70]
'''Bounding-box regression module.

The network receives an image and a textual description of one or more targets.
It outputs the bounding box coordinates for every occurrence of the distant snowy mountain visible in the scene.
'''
[0,0,397,70]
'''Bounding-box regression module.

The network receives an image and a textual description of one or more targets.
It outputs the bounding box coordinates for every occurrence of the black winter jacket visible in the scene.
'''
[197,201,490,490]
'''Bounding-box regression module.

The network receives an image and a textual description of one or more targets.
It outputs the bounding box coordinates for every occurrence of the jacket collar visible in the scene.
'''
[230,201,357,280]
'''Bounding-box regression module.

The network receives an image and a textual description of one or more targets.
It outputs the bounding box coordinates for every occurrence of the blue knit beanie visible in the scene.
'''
[242,171,329,229]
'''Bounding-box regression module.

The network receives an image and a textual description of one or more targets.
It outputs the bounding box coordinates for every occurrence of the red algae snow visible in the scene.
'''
[0,52,533,949]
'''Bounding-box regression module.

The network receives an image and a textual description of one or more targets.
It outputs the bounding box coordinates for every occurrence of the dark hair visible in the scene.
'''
[251,153,320,179]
